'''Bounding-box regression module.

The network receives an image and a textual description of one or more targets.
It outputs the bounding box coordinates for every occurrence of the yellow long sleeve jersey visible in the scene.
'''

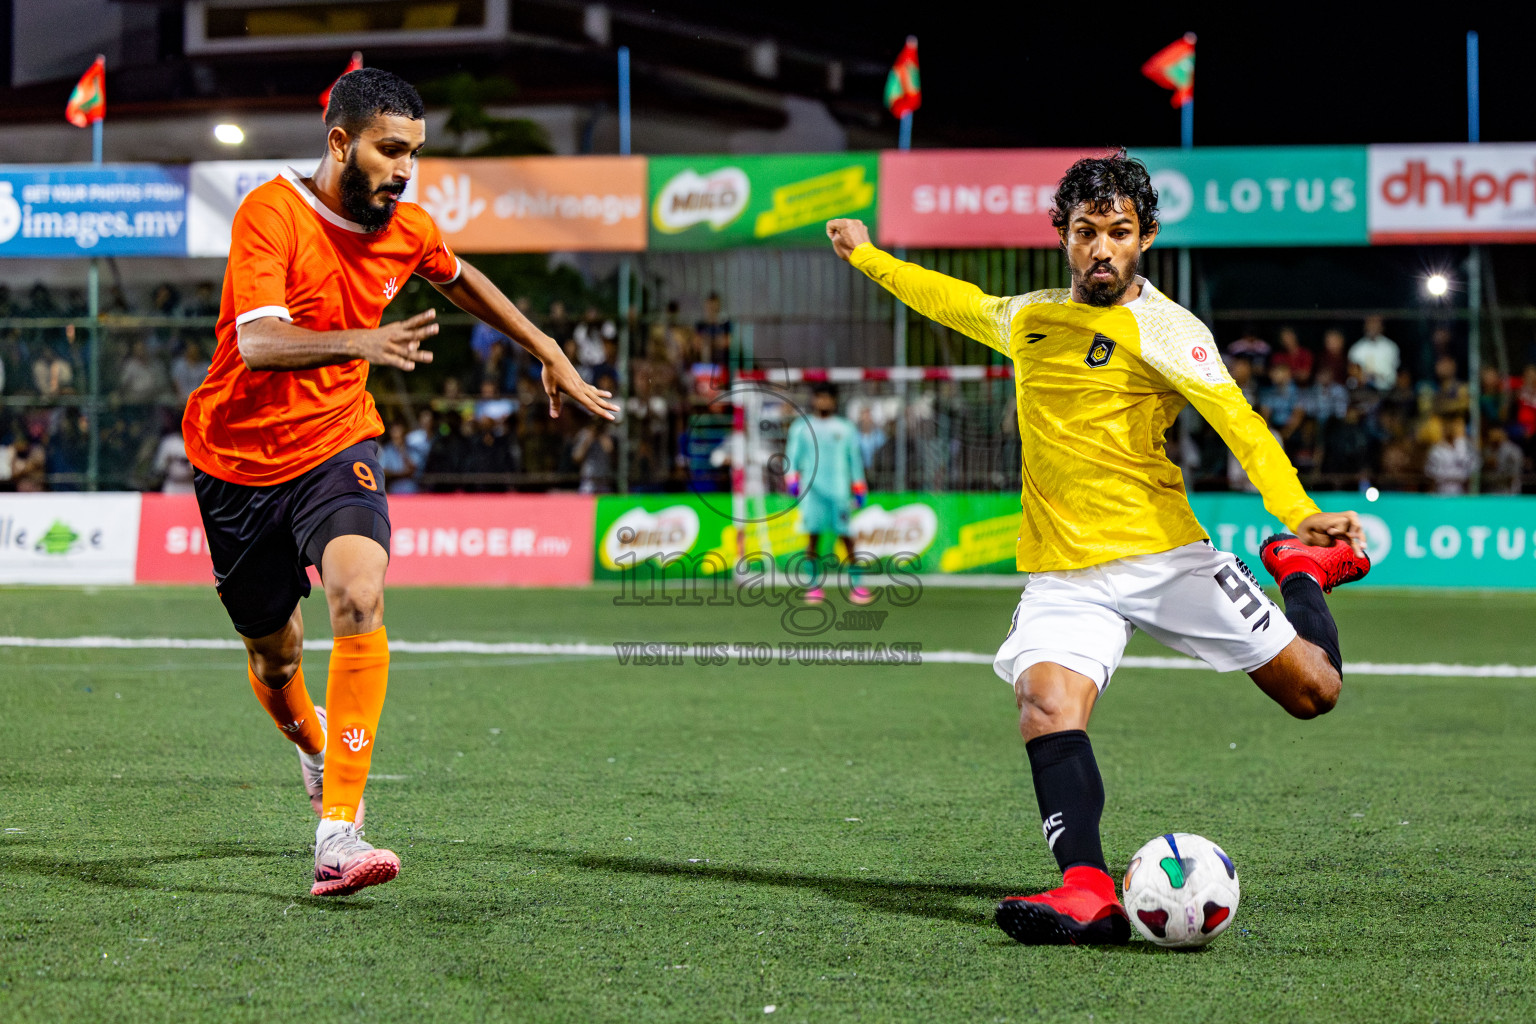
[850,244,1319,572]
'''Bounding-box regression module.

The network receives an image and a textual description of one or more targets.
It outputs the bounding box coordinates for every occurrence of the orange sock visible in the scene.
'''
[321,625,390,823]
[248,664,324,756]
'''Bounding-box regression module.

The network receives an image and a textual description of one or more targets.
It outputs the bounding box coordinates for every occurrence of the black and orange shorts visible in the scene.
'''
[193,440,391,638]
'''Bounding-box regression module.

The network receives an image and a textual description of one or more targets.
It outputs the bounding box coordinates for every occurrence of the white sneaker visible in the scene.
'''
[300,706,364,828]
[311,821,400,897]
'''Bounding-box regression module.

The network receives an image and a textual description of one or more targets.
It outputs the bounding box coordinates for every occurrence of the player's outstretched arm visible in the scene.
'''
[827,219,1015,357]
[1148,336,1362,554]
[432,260,619,421]
[237,310,439,372]
[1135,321,1328,540]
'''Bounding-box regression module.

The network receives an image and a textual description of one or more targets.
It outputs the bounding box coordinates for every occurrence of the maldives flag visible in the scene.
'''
[65,55,106,128]
[884,36,921,118]
[1142,33,1196,107]
[319,51,364,115]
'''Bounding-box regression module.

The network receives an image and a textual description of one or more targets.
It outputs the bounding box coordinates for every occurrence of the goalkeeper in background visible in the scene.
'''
[783,382,872,605]
[827,151,1370,946]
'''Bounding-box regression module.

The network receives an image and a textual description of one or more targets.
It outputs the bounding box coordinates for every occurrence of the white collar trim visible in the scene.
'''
[1123,275,1154,309]
[280,166,369,233]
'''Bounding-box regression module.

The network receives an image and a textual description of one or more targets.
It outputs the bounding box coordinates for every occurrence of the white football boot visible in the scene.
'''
[311,820,400,897]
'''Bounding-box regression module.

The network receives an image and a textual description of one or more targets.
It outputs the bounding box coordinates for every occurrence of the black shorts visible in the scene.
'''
[193,440,392,639]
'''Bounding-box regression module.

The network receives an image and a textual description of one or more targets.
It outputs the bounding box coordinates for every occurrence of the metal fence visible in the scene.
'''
[3,244,1531,496]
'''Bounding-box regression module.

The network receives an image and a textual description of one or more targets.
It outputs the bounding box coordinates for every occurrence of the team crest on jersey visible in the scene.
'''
[382,277,399,300]
[1085,333,1116,368]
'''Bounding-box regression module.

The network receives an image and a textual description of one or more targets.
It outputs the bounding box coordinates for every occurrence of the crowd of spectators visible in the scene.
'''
[4,275,1536,499]
[0,280,212,492]
[1195,315,1535,496]
[372,292,735,494]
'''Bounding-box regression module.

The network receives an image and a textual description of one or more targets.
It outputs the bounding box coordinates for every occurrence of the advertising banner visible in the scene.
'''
[648,153,878,250]
[134,493,214,584]
[1367,143,1536,243]
[1190,492,1536,589]
[594,490,1536,589]
[591,492,1018,580]
[1130,147,1368,247]
[0,494,141,584]
[187,160,418,257]
[877,149,1099,248]
[386,494,595,586]
[415,156,646,252]
[0,164,188,257]
[138,493,594,586]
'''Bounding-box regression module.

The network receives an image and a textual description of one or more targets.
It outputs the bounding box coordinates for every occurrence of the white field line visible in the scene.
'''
[1,635,1535,678]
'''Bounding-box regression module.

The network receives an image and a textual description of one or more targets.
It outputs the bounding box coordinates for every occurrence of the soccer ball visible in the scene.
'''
[1121,833,1240,948]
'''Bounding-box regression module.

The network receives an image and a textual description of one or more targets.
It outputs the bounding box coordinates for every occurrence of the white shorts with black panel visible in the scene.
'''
[993,540,1296,691]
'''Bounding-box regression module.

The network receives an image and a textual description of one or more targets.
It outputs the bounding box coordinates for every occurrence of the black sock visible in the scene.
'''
[1281,575,1342,675]
[1025,729,1107,874]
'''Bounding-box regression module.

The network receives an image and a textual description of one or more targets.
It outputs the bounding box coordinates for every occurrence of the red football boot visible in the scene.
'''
[1260,533,1371,593]
[995,865,1130,945]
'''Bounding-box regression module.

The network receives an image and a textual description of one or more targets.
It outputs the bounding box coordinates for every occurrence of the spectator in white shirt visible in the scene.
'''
[153,428,195,494]
[1349,315,1400,391]
[1424,415,1476,495]
[171,339,211,403]
[1485,426,1524,495]
[117,338,172,404]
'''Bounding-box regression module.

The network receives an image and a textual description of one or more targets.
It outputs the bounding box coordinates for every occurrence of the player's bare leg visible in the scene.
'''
[310,533,399,897]
[1249,638,1341,719]
[1255,530,1372,718]
[995,663,1130,945]
[245,604,304,691]
[803,534,826,603]
[839,535,873,605]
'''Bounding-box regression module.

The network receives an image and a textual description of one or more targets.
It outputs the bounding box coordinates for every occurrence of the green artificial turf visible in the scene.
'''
[0,584,1533,1023]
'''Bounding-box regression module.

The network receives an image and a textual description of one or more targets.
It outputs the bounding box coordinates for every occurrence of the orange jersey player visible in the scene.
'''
[182,68,616,897]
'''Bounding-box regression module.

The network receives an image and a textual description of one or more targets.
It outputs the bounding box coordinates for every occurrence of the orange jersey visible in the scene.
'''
[183,167,460,486]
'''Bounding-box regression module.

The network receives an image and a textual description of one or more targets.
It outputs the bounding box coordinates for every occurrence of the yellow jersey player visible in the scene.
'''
[826,151,1370,946]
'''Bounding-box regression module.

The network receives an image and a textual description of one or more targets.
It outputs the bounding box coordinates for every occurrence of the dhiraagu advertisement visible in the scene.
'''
[647,153,879,250]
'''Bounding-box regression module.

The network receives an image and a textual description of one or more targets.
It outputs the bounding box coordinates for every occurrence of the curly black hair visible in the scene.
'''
[324,67,425,135]
[1049,150,1159,237]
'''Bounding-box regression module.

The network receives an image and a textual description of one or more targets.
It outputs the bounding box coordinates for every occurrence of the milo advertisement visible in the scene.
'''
[592,492,1017,580]
[647,153,879,250]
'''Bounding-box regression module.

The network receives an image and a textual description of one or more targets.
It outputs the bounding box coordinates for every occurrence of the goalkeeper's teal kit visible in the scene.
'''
[785,413,865,535]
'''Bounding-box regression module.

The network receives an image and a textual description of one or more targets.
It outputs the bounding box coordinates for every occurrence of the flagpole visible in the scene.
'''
[617,45,632,494]
[892,112,912,493]
[1176,69,1193,312]
[883,36,918,492]
[87,68,103,490]
[1466,29,1482,494]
